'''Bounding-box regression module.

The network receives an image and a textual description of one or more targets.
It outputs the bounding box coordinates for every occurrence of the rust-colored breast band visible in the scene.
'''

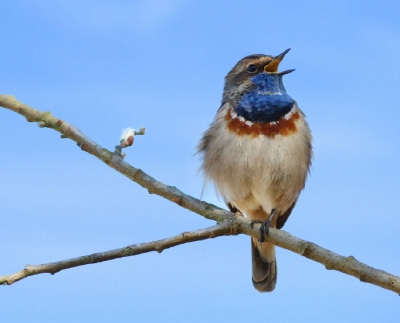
[225,109,300,138]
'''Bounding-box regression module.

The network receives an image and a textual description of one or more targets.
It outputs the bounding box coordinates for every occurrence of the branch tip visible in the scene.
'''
[134,127,145,135]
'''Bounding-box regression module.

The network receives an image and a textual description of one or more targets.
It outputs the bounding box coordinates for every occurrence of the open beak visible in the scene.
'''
[264,48,294,75]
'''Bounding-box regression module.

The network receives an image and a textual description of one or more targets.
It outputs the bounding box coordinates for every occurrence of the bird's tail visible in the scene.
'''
[251,237,277,292]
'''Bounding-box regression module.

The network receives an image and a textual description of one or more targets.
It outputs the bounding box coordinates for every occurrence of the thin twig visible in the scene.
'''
[1,94,400,295]
[0,223,234,285]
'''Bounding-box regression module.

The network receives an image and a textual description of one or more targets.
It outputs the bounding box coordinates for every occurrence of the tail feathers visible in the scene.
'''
[251,238,277,292]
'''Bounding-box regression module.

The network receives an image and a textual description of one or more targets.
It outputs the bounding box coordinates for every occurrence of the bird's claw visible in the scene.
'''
[259,219,271,243]
[250,219,270,242]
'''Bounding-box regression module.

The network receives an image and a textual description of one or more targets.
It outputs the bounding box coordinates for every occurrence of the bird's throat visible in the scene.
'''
[235,92,294,123]
[234,73,294,123]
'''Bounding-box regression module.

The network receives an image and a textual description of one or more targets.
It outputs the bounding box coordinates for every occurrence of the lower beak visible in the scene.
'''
[277,69,295,76]
[264,48,291,73]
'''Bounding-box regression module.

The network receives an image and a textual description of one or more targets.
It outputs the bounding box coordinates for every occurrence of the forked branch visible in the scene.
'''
[1,94,399,295]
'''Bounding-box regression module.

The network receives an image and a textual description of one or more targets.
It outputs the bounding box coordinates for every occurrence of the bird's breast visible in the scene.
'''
[225,106,300,138]
[199,100,312,213]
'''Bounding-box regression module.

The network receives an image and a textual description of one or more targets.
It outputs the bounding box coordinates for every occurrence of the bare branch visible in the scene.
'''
[0,223,234,285]
[1,94,400,295]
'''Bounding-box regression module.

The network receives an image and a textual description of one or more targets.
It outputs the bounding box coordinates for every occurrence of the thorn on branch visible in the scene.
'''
[37,121,46,128]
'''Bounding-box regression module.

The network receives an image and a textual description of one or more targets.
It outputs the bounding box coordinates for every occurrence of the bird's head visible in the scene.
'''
[223,49,294,102]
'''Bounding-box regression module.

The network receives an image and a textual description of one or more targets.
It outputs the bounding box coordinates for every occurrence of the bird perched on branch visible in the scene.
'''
[198,49,312,292]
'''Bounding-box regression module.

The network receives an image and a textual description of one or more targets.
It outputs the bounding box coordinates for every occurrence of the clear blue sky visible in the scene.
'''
[1,1,400,322]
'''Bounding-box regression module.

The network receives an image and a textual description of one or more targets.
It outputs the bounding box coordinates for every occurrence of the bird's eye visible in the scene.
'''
[247,64,257,73]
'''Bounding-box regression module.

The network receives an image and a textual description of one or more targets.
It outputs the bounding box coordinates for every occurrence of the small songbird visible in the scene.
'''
[197,49,312,292]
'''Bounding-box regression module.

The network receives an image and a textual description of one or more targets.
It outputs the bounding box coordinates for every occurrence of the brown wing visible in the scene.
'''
[276,200,297,229]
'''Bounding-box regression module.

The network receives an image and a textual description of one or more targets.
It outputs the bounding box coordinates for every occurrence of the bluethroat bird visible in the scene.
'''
[198,49,312,292]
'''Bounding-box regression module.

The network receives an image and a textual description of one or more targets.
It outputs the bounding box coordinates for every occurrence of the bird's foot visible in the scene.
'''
[250,220,269,242]
[259,220,271,243]
[250,209,276,243]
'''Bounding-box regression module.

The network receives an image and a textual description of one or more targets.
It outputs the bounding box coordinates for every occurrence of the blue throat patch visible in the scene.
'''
[235,73,294,123]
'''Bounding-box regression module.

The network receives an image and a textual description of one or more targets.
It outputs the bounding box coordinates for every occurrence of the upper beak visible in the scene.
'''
[264,48,294,75]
